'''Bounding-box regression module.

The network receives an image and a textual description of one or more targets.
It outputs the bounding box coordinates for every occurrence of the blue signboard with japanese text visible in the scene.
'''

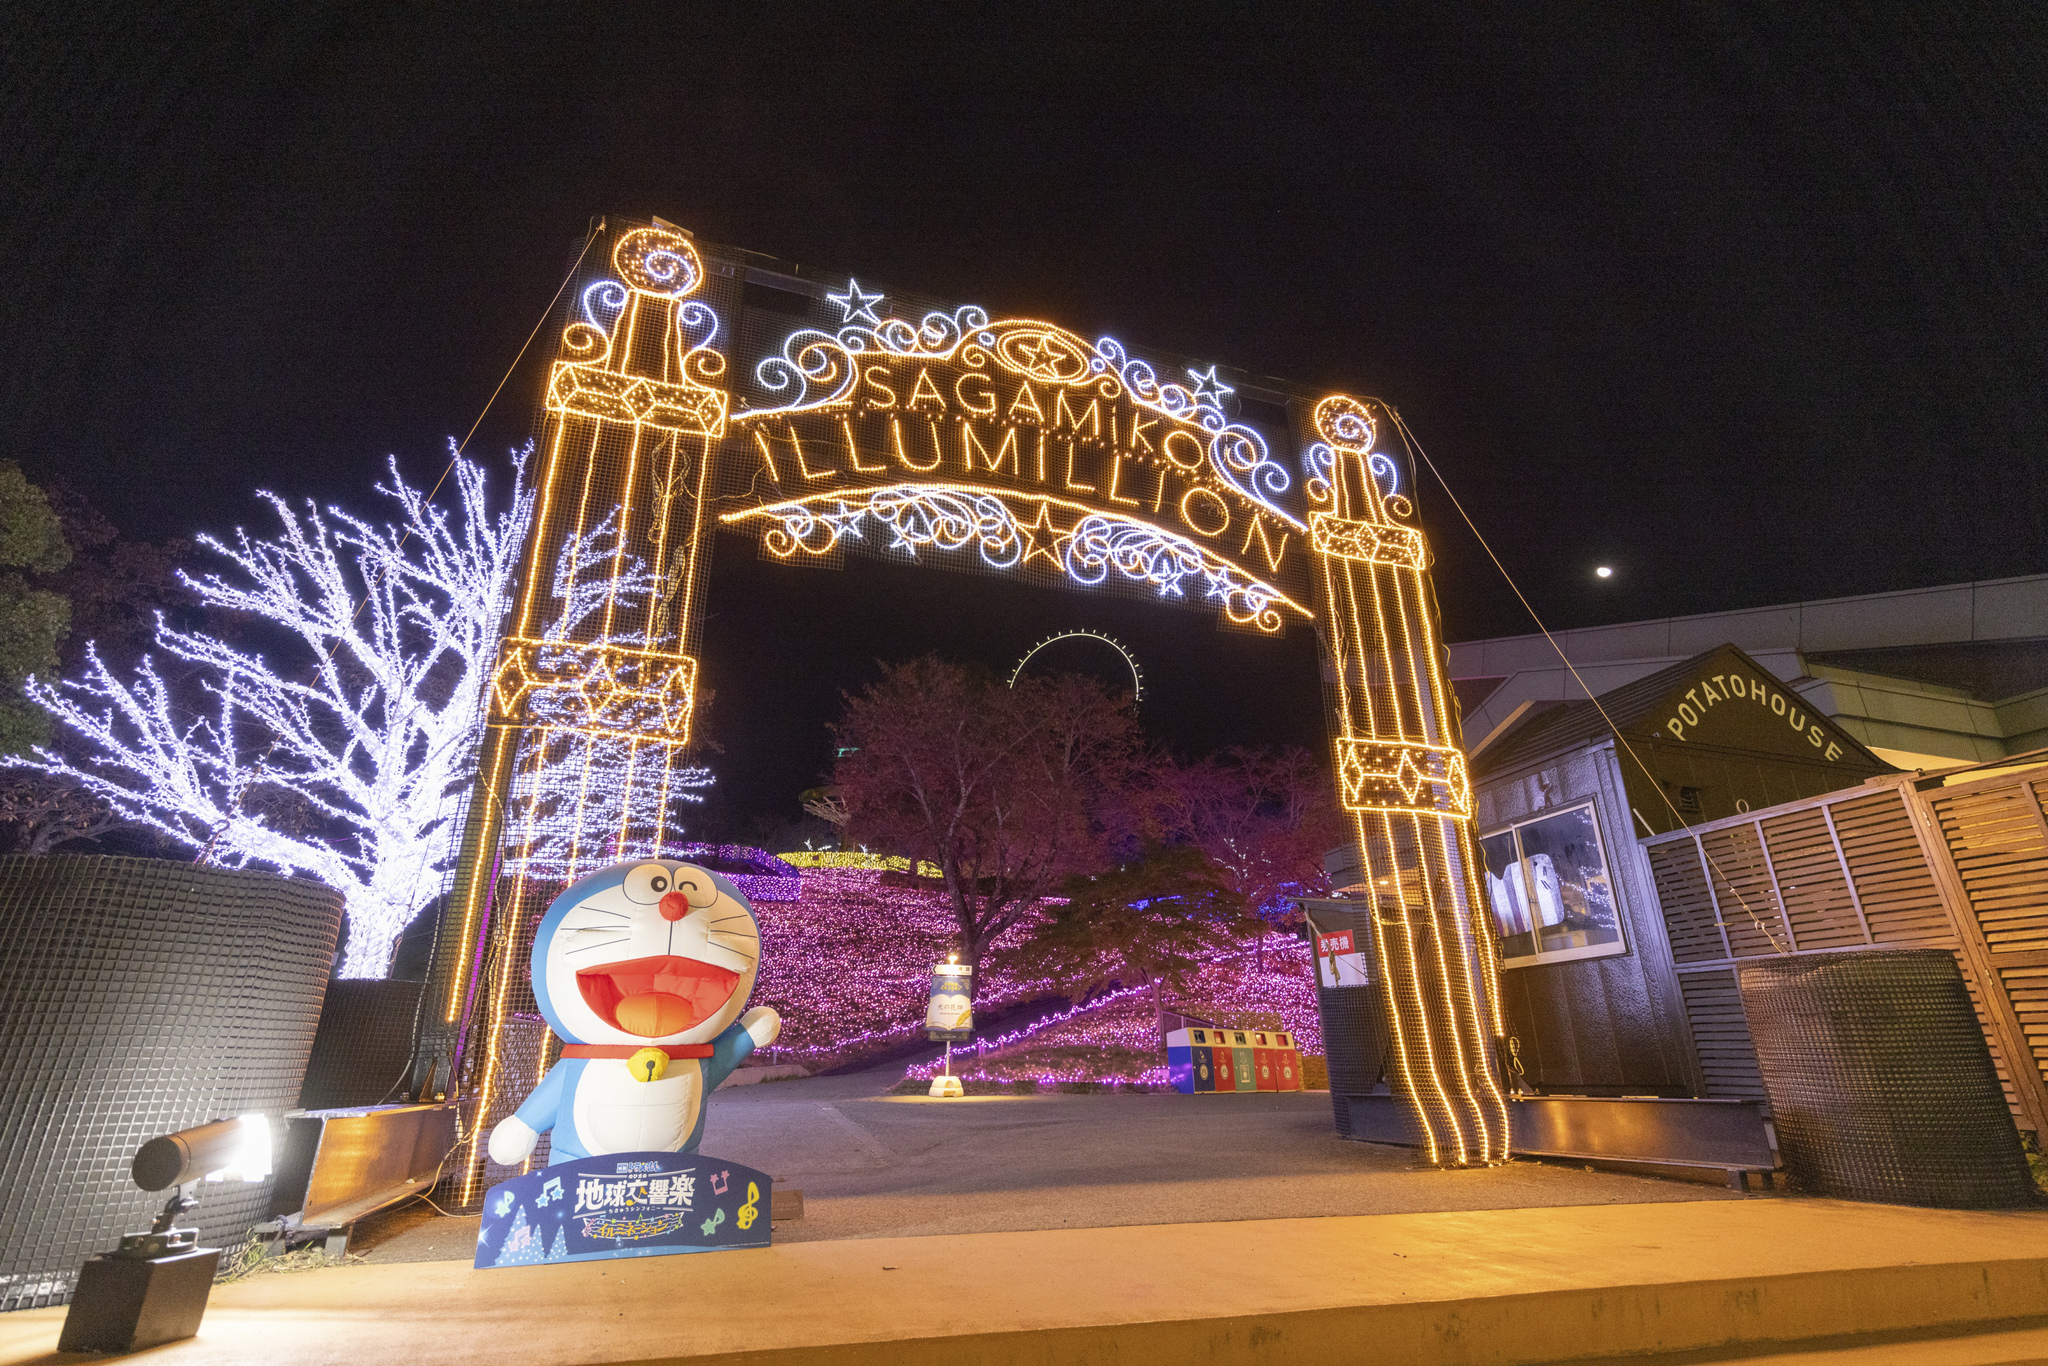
[475,1150,772,1268]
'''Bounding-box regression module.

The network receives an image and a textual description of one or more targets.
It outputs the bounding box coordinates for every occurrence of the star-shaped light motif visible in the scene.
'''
[818,500,868,543]
[1186,364,1235,407]
[884,518,921,556]
[826,279,885,327]
[1200,563,1236,603]
[1016,501,1066,570]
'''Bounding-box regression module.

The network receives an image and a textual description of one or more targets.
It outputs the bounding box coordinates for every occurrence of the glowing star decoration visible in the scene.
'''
[730,304,1302,535]
[826,278,886,327]
[1186,364,1234,406]
[438,225,740,1207]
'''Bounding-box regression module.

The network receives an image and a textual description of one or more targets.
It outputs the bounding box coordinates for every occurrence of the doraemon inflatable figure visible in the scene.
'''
[486,859,780,1167]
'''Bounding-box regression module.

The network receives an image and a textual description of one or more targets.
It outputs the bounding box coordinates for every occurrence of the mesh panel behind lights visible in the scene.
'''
[0,857,341,1310]
[1739,949,2035,1208]
[297,981,425,1111]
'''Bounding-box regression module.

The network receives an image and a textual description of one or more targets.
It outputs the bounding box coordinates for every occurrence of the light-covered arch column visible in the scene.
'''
[1306,395,1510,1166]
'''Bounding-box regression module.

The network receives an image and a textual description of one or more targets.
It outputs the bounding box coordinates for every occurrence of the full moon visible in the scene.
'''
[1595,566,1614,579]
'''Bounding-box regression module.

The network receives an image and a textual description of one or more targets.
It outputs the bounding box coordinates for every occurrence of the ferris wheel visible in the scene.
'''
[1006,629,1145,701]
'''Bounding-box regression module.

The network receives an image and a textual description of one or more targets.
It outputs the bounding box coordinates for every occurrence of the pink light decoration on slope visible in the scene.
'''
[903,941,1322,1084]
[733,864,1321,1080]
[745,867,1053,1069]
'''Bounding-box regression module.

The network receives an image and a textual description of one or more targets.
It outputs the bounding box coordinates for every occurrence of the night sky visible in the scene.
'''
[7,7,2046,834]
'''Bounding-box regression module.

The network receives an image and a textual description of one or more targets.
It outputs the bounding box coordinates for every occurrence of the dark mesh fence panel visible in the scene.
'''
[1738,948,2034,1208]
[445,1014,554,1213]
[0,856,342,1309]
[298,981,424,1110]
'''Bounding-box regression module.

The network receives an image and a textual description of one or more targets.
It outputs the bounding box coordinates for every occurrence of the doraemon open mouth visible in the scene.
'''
[576,954,740,1038]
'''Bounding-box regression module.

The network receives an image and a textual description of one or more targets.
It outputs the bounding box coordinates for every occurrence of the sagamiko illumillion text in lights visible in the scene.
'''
[430,221,1509,1193]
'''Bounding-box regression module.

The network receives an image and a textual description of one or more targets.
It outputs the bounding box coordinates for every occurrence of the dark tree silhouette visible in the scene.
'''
[1015,840,1255,1029]
[831,655,1137,988]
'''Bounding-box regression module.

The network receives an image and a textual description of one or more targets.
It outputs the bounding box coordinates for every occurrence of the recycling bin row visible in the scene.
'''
[1165,1027,1303,1094]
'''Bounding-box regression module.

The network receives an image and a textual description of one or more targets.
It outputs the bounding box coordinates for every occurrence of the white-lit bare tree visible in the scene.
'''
[500,512,712,880]
[22,445,533,977]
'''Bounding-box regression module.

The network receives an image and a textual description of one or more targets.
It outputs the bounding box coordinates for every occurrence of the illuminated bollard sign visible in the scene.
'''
[475,1152,773,1268]
[926,961,973,1041]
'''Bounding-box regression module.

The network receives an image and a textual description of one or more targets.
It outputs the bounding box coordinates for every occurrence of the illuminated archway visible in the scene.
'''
[1008,630,1144,701]
[427,222,1508,1194]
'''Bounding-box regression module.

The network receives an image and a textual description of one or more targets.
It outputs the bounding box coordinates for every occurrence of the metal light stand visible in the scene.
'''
[58,1119,262,1353]
[57,1182,221,1353]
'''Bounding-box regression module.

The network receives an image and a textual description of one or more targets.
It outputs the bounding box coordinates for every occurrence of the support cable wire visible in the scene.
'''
[1388,409,1789,954]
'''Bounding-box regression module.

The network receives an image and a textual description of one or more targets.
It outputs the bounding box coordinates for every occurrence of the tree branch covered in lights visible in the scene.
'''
[504,512,712,879]
[22,446,534,977]
[1164,746,1344,925]
[831,656,1137,988]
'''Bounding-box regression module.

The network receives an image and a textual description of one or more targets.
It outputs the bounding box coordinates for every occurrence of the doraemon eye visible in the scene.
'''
[671,865,719,909]
[621,863,677,903]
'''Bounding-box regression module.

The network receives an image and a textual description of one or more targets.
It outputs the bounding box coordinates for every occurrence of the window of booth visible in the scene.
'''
[1478,801,1626,968]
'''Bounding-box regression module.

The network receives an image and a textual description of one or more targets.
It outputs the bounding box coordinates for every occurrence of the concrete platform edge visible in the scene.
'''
[572,1257,2048,1366]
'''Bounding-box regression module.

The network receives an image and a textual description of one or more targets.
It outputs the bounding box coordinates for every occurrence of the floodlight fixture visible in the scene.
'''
[58,1116,274,1353]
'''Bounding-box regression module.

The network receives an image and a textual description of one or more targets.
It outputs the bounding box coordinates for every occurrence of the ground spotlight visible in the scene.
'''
[57,1116,272,1353]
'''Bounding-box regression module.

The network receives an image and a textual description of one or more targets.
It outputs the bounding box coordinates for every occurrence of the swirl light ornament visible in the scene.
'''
[545,226,727,437]
[612,226,704,297]
[434,220,741,1203]
[720,484,1307,635]
[732,292,1302,533]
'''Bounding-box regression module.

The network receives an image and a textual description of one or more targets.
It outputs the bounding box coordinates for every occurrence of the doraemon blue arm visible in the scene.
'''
[486,860,781,1167]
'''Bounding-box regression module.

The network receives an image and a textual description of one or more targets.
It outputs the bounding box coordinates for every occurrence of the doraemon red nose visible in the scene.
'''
[576,954,740,1038]
[658,890,689,922]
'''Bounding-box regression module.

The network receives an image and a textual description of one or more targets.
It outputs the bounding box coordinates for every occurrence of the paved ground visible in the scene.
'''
[14,1201,2047,1366]
[354,1068,1745,1262]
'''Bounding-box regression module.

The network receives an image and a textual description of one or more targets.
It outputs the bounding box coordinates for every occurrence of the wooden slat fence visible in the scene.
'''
[1642,755,2048,1136]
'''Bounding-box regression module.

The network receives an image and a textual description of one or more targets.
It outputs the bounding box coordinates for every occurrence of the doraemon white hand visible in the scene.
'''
[486,860,780,1167]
